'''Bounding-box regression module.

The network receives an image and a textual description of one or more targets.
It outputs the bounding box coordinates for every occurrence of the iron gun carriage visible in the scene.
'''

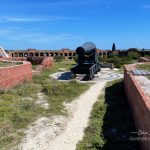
[71,42,101,80]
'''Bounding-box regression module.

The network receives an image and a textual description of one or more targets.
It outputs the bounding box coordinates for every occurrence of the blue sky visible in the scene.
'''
[0,0,150,50]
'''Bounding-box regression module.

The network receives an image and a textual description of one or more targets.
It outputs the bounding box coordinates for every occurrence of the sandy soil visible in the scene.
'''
[18,70,122,150]
[35,92,49,109]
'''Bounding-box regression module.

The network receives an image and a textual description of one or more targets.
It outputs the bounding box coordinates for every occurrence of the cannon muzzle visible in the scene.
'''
[76,42,96,55]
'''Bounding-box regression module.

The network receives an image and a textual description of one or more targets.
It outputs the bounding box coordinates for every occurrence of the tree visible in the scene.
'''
[112,43,116,51]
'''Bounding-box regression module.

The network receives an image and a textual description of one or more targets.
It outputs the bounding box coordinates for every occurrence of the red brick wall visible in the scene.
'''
[0,61,32,89]
[138,57,150,62]
[124,64,150,150]
[41,57,53,69]
[0,57,27,61]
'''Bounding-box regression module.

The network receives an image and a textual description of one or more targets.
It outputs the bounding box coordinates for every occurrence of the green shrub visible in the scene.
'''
[54,55,65,62]
[127,52,140,59]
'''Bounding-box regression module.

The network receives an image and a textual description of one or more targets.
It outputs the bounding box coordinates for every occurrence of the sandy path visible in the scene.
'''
[46,81,107,150]
[19,81,107,150]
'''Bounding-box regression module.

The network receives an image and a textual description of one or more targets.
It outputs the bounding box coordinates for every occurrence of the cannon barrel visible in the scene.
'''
[76,42,96,55]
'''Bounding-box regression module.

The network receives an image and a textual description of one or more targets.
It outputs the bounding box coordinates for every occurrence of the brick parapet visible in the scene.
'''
[124,64,150,150]
[138,57,150,62]
[0,61,32,89]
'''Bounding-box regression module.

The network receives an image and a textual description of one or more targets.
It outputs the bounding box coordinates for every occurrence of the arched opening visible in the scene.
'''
[55,52,58,56]
[29,53,34,57]
[50,53,54,56]
[64,53,68,56]
[24,53,28,57]
[14,53,18,57]
[40,53,44,57]
[99,53,102,56]
[19,53,23,57]
[35,53,39,57]
[45,53,49,56]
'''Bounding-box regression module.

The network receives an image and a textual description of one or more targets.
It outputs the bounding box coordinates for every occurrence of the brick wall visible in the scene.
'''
[124,64,150,150]
[138,57,150,62]
[41,57,53,69]
[0,61,32,89]
[0,57,27,61]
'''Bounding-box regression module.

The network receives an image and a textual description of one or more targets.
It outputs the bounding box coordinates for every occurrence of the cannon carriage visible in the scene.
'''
[71,42,101,80]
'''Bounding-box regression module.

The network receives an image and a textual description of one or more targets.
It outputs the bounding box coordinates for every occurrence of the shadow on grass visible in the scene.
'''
[102,81,140,150]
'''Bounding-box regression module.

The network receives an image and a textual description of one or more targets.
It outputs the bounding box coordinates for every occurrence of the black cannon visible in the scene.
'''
[71,42,101,80]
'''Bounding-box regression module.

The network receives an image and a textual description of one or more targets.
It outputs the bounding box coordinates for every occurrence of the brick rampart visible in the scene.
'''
[138,57,150,62]
[0,57,27,61]
[0,61,32,89]
[124,64,150,150]
[41,57,53,69]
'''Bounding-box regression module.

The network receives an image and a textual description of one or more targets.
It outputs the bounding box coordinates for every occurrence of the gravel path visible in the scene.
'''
[18,71,122,150]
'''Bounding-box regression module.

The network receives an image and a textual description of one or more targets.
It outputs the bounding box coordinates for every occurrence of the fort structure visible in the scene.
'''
[5,48,150,60]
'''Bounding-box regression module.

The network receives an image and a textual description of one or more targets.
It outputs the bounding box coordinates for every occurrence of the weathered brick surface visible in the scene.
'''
[41,57,53,69]
[0,61,32,89]
[124,64,150,150]
[138,57,150,62]
[0,57,27,61]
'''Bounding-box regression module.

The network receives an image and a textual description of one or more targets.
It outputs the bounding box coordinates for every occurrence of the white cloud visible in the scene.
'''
[0,15,85,23]
[0,28,82,44]
[0,16,47,22]
[5,17,48,22]
[11,33,82,43]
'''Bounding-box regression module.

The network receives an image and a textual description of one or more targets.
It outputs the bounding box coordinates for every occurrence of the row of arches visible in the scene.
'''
[10,50,136,59]
[11,52,76,58]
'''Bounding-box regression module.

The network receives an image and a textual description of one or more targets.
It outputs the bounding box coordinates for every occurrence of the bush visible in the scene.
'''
[73,56,78,63]
[127,52,140,60]
[101,56,133,68]
[54,55,65,62]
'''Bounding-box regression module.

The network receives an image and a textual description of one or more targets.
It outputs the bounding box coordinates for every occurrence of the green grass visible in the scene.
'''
[76,80,139,150]
[32,64,37,70]
[49,60,76,73]
[42,80,89,115]
[0,61,22,67]
[137,63,150,79]
[0,60,89,149]
[137,63,150,71]
[0,82,43,150]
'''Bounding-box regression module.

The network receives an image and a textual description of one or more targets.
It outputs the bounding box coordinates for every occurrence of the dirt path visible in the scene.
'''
[18,71,122,150]
[18,81,106,150]
[46,81,107,150]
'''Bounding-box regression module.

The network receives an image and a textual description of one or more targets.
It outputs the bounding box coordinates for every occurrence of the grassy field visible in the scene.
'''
[137,63,150,79]
[0,60,89,149]
[76,80,140,150]
[0,61,22,67]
